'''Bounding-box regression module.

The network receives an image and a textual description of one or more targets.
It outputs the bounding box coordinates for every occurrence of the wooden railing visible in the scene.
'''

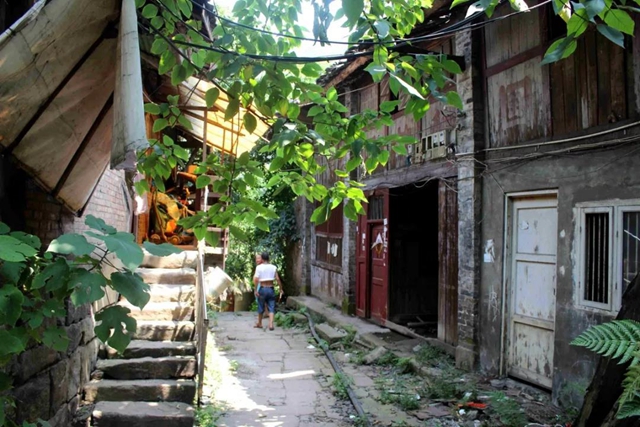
[194,241,208,405]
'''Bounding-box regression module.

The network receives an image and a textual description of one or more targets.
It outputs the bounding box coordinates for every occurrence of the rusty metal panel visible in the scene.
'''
[507,196,557,389]
[438,181,459,346]
[487,56,551,147]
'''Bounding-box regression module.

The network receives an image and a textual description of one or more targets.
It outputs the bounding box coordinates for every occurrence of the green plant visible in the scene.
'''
[274,311,295,328]
[229,360,240,372]
[421,365,472,400]
[571,319,640,418]
[195,404,224,426]
[488,392,528,427]
[395,357,414,374]
[376,351,399,366]
[0,218,179,426]
[352,414,369,426]
[332,372,352,400]
[219,344,233,352]
[340,326,357,348]
[415,345,448,366]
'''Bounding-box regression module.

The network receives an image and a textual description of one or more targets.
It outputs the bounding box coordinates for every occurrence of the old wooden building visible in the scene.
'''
[295,1,640,405]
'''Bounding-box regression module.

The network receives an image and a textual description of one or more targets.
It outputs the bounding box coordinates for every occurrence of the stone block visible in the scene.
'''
[92,401,194,427]
[13,373,51,422]
[134,321,195,341]
[314,323,347,344]
[363,346,388,365]
[47,402,70,427]
[66,322,84,355]
[50,359,70,409]
[15,344,59,384]
[290,313,308,325]
[83,379,196,403]
[96,356,197,380]
[68,349,83,401]
[66,300,91,326]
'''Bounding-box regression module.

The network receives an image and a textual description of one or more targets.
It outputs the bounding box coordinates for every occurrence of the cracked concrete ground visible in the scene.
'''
[203,312,353,427]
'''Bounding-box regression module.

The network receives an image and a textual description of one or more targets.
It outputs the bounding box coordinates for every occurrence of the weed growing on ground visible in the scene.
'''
[228,360,239,372]
[390,421,410,427]
[195,404,224,427]
[332,372,353,400]
[350,350,366,365]
[274,312,295,328]
[219,344,233,352]
[376,351,399,366]
[395,357,414,374]
[488,392,528,427]
[421,365,475,400]
[352,414,369,426]
[341,325,357,348]
[415,344,446,365]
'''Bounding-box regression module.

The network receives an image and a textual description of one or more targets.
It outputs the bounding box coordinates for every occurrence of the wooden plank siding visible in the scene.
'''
[484,4,631,148]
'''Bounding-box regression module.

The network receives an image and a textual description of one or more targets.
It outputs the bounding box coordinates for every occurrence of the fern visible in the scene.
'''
[572,320,640,419]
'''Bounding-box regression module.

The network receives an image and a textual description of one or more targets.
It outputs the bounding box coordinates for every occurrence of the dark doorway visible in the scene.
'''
[388,180,440,336]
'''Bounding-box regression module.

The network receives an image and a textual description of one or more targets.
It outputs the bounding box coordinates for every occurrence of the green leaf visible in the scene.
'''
[441,58,462,74]
[604,9,635,35]
[446,91,463,110]
[144,103,162,115]
[225,98,240,121]
[0,261,25,284]
[32,258,69,291]
[97,232,144,271]
[374,20,390,38]
[86,215,117,235]
[380,101,400,113]
[196,175,212,189]
[0,285,24,326]
[390,74,425,100]
[0,372,12,393]
[597,24,625,47]
[0,222,9,234]
[365,63,387,82]
[177,0,192,18]
[254,216,270,232]
[541,36,577,65]
[171,63,188,86]
[205,231,219,247]
[173,145,190,161]
[158,50,176,75]
[110,272,151,309]
[69,270,106,306]
[135,0,145,8]
[378,150,390,166]
[135,180,150,196]
[567,8,590,37]
[585,0,606,19]
[205,88,220,108]
[153,118,169,132]
[42,327,70,352]
[0,329,26,357]
[0,235,38,262]
[301,63,323,77]
[342,0,364,26]
[346,156,361,172]
[48,233,95,256]
[451,0,472,8]
[10,231,40,249]
[310,202,331,224]
[177,113,193,130]
[143,241,182,256]
[141,4,158,18]
[392,144,408,155]
[244,112,257,133]
[229,225,248,241]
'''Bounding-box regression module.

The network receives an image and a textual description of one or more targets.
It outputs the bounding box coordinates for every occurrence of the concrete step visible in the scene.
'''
[96,356,197,380]
[133,321,194,341]
[104,340,197,359]
[92,401,194,427]
[315,323,348,344]
[119,301,194,321]
[136,268,196,285]
[147,284,195,304]
[141,249,198,269]
[84,379,195,403]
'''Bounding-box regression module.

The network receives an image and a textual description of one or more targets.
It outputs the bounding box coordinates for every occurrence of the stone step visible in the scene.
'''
[119,301,194,321]
[104,340,197,359]
[92,401,194,427]
[133,321,194,342]
[136,268,196,285]
[141,249,198,269]
[84,379,196,403]
[315,323,348,344]
[147,284,195,304]
[96,356,197,380]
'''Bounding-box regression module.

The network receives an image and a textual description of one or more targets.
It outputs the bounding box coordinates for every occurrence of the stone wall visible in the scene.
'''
[2,167,132,426]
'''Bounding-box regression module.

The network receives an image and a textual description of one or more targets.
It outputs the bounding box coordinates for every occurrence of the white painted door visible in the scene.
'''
[508,196,557,388]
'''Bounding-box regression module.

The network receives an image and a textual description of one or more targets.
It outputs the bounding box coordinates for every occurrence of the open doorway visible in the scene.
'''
[388,181,440,336]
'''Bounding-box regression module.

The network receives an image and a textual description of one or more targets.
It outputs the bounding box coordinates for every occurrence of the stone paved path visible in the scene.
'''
[204,312,353,427]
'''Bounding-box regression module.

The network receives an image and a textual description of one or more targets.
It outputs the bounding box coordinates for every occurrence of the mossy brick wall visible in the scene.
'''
[5,168,132,426]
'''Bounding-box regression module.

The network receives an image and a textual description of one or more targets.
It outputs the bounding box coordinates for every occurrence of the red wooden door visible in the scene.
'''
[369,189,389,323]
[355,202,369,318]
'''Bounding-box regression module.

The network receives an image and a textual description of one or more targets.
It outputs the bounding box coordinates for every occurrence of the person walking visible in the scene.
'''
[253,252,282,331]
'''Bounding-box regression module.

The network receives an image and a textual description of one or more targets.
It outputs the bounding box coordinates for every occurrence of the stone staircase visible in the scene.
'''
[83,250,199,427]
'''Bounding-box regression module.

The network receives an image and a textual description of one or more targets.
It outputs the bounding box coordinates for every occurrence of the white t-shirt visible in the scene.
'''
[254,263,277,282]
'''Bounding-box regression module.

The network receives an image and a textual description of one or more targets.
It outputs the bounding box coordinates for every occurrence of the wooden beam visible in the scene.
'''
[182,109,246,136]
[53,93,114,196]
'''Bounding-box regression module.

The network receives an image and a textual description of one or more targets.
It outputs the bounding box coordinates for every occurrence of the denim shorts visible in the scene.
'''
[258,286,276,314]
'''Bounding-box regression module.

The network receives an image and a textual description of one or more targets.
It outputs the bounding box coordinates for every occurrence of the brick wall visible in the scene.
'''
[4,168,132,426]
[454,29,485,370]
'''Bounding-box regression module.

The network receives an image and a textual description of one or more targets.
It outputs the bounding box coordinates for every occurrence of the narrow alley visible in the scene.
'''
[203,312,353,427]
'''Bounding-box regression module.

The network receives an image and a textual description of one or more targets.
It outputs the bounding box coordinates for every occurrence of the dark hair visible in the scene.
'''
[260,252,270,262]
